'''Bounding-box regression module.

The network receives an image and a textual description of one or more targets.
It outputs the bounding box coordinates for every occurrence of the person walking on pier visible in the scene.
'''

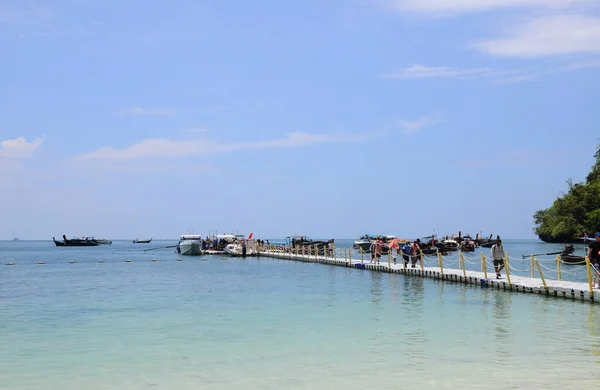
[389,239,399,265]
[587,232,600,288]
[410,240,420,268]
[402,242,411,268]
[373,239,383,264]
[491,239,506,279]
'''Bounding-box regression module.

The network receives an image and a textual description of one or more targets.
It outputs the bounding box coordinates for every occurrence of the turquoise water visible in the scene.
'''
[1,240,600,389]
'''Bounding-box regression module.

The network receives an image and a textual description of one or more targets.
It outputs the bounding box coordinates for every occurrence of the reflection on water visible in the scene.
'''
[492,291,511,356]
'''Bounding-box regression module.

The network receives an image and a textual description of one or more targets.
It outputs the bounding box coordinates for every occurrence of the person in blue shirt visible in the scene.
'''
[401,242,411,268]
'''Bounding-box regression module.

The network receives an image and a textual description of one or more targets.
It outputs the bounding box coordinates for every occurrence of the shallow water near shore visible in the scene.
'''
[1,239,599,389]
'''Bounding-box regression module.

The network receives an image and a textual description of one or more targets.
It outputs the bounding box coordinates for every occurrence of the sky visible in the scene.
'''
[1,0,599,240]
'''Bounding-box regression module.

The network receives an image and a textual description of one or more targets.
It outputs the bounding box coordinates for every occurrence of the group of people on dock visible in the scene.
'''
[369,239,421,268]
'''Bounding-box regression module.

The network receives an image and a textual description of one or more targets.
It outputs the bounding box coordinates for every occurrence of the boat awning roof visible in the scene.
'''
[181,234,202,239]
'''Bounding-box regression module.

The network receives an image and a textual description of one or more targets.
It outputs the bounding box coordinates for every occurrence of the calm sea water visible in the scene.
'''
[1,239,599,389]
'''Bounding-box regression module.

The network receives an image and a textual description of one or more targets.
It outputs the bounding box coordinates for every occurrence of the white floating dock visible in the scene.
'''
[258,250,600,304]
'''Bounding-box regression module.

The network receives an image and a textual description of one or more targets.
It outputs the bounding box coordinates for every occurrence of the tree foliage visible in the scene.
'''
[534,142,600,242]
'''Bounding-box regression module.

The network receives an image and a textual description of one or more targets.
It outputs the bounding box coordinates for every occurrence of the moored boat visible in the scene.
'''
[352,234,396,253]
[133,238,152,244]
[560,244,587,265]
[177,234,203,256]
[53,235,100,247]
[561,254,586,264]
[224,240,257,257]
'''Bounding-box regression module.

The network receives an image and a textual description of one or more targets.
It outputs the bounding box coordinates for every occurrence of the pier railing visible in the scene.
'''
[258,245,600,303]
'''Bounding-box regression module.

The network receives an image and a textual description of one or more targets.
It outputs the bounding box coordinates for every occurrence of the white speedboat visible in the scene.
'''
[441,239,460,251]
[177,234,203,256]
[224,240,257,257]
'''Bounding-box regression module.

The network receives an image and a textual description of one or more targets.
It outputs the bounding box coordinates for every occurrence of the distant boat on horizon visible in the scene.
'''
[12,237,19,241]
[133,238,152,244]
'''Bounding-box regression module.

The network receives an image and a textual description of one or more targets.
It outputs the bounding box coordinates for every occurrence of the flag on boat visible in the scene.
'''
[248,232,253,240]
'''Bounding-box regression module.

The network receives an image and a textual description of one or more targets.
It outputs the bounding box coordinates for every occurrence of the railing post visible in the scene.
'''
[360,247,364,264]
[530,254,535,278]
[535,259,547,290]
[437,250,444,276]
[585,256,594,295]
[556,255,562,281]
[419,250,424,271]
[334,245,337,261]
[481,253,488,280]
[459,250,466,278]
[504,252,511,286]
[349,247,352,265]
[388,249,391,269]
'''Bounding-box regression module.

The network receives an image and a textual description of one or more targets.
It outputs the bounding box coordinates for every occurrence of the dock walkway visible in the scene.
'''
[258,249,600,304]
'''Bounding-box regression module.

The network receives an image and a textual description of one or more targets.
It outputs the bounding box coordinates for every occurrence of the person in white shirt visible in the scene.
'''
[491,239,506,279]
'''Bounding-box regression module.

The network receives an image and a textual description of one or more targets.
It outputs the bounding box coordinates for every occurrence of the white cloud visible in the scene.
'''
[79,132,375,162]
[400,116,442,134]
[386,60,600,84]
[381,0,590,14]
[119,106,174,116]
[383,64,497,79]
[474,15,600,57]
[0,137,45,158]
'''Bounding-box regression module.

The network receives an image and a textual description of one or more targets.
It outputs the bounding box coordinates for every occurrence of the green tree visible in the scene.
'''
[534,141,600,242]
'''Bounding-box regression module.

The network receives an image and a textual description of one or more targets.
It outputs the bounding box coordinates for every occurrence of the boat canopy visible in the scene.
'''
[180,234,202,240]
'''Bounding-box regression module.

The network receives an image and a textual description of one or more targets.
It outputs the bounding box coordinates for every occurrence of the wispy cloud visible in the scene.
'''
[494,60,600,83]
[385,61,600,84]
[380,0,591,15]
[78,132,376,162]
[400,116,442,134]
[119,106,175,116]
[382,64,512,79]
[473,15,600,57]
[0,136,45,159]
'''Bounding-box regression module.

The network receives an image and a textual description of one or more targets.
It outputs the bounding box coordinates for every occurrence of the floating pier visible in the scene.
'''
[258,247,600,304]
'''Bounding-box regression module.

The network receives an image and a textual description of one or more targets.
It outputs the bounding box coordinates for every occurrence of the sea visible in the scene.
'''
[1,239,599,390]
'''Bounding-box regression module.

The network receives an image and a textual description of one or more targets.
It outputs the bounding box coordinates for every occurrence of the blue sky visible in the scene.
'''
[1,0,599,240]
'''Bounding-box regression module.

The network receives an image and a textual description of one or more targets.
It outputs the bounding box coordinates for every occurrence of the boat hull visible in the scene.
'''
[224,246,256,257]
[53,236,100,247]
[179,241,203,256]
[561,254,586,265]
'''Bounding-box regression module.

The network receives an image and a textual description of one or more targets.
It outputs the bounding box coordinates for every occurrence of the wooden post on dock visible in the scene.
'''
[481,253,488,280]
[556,255,562,280]
[530,254,535,278]
[419,251,424,271]
[459,250,466,278]
[349,247,352,265]
[504,252,512,286]
[437,250,444,276]
[585,256,594,295]
[344,248,348,265]
[388,249,391,269]
[360,247,364,264]
[334,246,337,261]
[535,259,547,290]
